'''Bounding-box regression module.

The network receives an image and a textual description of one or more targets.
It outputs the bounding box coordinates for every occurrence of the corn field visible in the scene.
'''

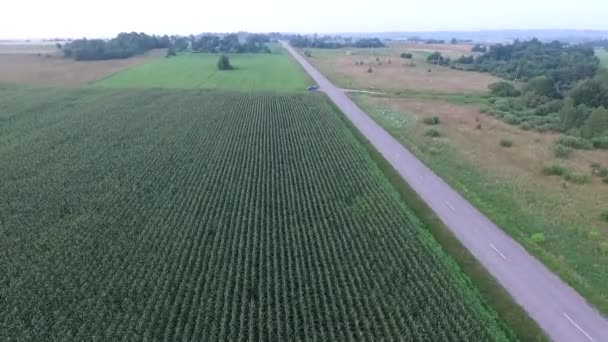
[0,87,511,341]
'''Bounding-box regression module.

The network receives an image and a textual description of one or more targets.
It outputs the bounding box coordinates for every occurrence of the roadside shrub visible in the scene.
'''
[557,135,593,150]
[304,50,312,57]
[564,171,589,184]
[542,164,567,176]
[499,139,513,147]
[400,52,413,59]
[367,67,373,73]
[588,230,600,241]
[591,136,608,149]
[598,167,608,178]
[530,233,545,244]
[553,144,573,159]
[601,210,608,223]
[422,116,440,125]
[488,81,520,97]
[424,128,441,137]
[604,177,608,184]
[217,54,233,70]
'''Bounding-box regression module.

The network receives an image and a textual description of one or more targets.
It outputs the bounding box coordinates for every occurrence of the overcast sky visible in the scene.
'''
[2,0,607,39]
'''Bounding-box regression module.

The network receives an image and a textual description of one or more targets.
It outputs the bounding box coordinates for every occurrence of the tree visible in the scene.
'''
[166,47,177,58]
[426,52,450,66]
[489,81,520,97]
[524,76,559,98]
[217,54,233,70]
[569,72,608,108]
[583,106,608,138]
[559,98,592,130]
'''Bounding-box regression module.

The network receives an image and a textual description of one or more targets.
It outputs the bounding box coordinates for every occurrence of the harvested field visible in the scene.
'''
[305,46,499,94]
[0,50,162,86]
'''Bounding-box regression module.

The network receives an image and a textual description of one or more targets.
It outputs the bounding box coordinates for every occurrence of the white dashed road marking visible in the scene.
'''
[563,313,594,341]
[445,201,455,212]
[489,243,507,260]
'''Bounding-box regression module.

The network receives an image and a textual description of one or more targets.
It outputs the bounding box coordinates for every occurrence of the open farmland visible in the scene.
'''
[94,49,311,92]
[0,86,511,340]
[304,42,499,94]
[0,50,163,86]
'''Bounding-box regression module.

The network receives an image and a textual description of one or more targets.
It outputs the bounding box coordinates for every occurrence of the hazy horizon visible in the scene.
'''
[2,0,608,39]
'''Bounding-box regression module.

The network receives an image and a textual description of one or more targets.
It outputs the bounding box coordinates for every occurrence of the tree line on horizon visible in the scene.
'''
[289,34,385,49]
[60,32,277,61]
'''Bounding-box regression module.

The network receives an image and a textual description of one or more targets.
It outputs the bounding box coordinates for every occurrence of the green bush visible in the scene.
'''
[423,116,440,125]
[424,128,441,137]
[600,241,608,255]
[519,122,533,131]
[582,106,608,139]
[542,164,567,176]
[494,99,511,112]
[400,52,413,59]
[488,81,521,97]
[588,230,600,241]
[499,139,513,147]
[557,135,593,150]
[591,136,608,149]
[604,177,608,184]
[601,210,608,223]
[564,171,590,184]
[503,114,521,125]
[553,144,573,159]
[599,167,608,178]
[530,232,545,244]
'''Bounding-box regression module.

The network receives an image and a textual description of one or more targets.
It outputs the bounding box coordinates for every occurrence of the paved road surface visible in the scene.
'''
[282,41,608,342]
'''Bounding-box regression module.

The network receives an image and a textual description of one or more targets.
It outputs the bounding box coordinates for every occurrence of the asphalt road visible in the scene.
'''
[282,41,608,342]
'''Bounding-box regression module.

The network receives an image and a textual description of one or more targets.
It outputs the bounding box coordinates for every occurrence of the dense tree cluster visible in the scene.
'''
[61,32,171,61]
[289,35,384,49]
[473,39,599,86]
[482,41,608,143]
[426,52,450,66]
[192,33,271,53]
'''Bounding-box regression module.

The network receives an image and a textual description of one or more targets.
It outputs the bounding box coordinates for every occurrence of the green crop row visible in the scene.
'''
[0,86,511,340]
